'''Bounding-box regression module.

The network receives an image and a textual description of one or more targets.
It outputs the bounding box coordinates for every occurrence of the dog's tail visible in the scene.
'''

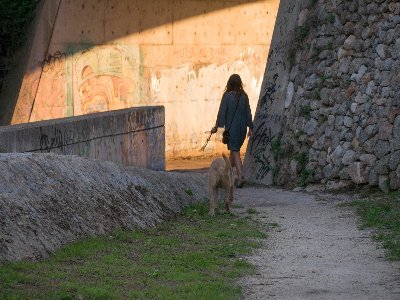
[222,153,231,173]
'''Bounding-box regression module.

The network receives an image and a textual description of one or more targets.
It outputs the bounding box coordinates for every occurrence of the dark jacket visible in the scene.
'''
[216,91,253,151]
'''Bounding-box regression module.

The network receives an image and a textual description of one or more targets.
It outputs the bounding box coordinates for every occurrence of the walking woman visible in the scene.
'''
[211,74,253,188]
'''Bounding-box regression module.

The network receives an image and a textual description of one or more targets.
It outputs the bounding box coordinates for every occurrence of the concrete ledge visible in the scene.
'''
[0,153,207,262]
[0,106,165,170]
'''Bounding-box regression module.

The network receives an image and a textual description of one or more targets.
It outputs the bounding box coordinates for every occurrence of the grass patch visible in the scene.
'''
[232,204,244,209]
[267,223,279,228]
[246,208,258,215]
[299,168,315,187]
[326,13,336,24]
[184,189,194,196]
[295,26,310,44]
[0,202,266,299]
[346,192,400,260]
[300,105,312,118]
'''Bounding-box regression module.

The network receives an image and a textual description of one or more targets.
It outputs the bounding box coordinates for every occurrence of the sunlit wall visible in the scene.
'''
[12,0,279,159]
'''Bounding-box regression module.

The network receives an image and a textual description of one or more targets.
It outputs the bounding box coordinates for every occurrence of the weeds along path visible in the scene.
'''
[234,187,400,300]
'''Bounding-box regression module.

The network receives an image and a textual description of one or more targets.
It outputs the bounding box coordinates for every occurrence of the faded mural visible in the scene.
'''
[72,45,140,116]
[30,46,140,121]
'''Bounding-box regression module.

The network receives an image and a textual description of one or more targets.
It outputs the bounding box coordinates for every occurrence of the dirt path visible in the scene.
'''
[235,187,400,300]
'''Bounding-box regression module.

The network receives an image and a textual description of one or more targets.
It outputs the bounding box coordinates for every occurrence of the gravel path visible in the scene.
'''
[234,186,400,300]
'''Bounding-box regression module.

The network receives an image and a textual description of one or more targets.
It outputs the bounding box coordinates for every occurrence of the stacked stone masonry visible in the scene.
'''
[274,0,400,191]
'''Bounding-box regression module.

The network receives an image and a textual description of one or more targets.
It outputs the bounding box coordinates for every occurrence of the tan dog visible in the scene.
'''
[208,154,234,216]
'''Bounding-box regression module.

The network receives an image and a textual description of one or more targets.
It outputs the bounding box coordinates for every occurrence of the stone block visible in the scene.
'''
[388,150,400,171]
[378,121,393,140]
[389,171,400,190]
[342,150,356,165]
[379,175,390,193]
[374,140,391,157]
[349,162,368,184]
[326,180,352,191]
[360,154,377,166]
[368,168,379,186]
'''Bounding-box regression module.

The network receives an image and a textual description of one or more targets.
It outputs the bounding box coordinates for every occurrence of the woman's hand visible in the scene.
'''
[247,128,253,138]
[211,126,218,134]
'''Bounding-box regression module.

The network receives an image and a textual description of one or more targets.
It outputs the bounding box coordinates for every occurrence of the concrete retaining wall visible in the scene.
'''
[0,106,165,170]
[2,0,280,159]
[0,153,207,262]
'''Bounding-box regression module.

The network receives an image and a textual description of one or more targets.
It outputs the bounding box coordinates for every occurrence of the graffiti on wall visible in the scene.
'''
[39,127,74,152]
[247,0,300,182]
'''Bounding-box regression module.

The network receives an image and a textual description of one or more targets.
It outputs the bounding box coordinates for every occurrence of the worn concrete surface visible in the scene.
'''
[235,187,400,300]
[0,153,207,262]
[0,106,165,170]
[6,0,280,159]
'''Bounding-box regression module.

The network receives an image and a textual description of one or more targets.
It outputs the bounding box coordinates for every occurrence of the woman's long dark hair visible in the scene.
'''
[224,74,246,96]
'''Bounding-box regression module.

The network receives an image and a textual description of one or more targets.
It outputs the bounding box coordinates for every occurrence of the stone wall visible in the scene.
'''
[2,0,280,159]
[0,106,165,171]
[0,153,207,262]
[246,0,400,191]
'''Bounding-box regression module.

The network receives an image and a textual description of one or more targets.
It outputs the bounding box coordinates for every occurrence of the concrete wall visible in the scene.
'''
[5,0,280,159]
[244,0,303,185]
[0,106,165,170]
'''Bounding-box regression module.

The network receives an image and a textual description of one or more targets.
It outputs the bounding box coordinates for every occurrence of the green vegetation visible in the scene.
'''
[246,208,258,215]
[288,48,296,68]
[310,89,321,101]
[300,168,315,187]
[295,26,310,44]
[0,202,266,299]
[271,136,282,160]
[293,152,308,171]
[184,189,194,196]
[300,105,312,118]
[327,13,336,24]
[232,204,244,209]
[320,75,328,85]
[313,47,322,59]
[319,114,328,124]
[0,0,40,54]
[346,192,400,260]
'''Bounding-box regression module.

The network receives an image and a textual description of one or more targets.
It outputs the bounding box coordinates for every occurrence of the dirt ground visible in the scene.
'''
[235,187,400,300]
[166,156,213,173]
[172,158,400,300]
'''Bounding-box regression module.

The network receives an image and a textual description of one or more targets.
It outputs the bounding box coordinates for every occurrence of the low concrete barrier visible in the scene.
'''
[0,106,165,170]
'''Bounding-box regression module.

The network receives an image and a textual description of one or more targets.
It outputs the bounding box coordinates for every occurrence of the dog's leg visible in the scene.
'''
[225,184,234,213]
[209,186,218,216]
